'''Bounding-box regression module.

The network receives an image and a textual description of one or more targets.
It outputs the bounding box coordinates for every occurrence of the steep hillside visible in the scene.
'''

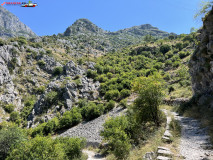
[0,6,36,38]
[0,31,196,127]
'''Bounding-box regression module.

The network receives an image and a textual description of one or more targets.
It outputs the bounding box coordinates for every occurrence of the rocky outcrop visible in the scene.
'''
[0,45,21,108]
[27,61,100,126]
[39,55,63,73]
[64,60,85,76]
[189,7,213,96]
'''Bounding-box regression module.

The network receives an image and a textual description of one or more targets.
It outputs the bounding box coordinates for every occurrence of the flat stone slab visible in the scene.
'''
[164,130,172,138]
[157,156,172,160]
[157,149,173,158]
[162,136,172,143]
[157,147,171,151]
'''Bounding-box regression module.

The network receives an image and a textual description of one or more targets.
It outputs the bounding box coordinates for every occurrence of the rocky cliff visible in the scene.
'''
[189,7,213,96]
[0,6,36,38]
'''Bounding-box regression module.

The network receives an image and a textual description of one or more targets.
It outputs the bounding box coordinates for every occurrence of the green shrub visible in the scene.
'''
[179,51,190,59]
[0,125,27,160]
[31,123,46,137]
[10,112,20,122]
[87,69,97,79]
[81,102,104,121]
[105,90,120,101]
[37,60,46,67]
[46,49,52,55]
[119,99,128,108]
[59,107,82,129]
[100,116,130,159]
[165,60,172,67]
[17,38,27,46]
[56,137,86,159]
[43,117,59,135]
[175,42,183,51]
[7,136,65,160]
[120,89,131,99]
[77,99,88,108]
[0,38,5,46]
[173,61,180,68]
[53,66,63,75]
[35,86,46,94]
[4,104,15,113]
[21,97,35,120]
[105,100,115,112]
[132,74,164,126]
[11,48,19,56]
[160,44,171,54]
[45,91,58,105]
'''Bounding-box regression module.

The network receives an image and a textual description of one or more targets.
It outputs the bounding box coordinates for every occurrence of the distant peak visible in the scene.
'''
[74,18,93,24]
[64,18,105,36]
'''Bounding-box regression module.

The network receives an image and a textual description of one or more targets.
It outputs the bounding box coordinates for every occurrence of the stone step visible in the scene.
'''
[162,136,172,143]
[164,130,172,138]
[157,149,173,158]
[157,156,172,160]
[157,146,171,152]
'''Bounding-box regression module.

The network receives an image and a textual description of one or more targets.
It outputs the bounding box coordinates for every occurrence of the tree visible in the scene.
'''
[10,112,20,122]
[160,44,171,54]
[53,66,63,75]
[7,136,65,160]
[0,125,27,160]
[132,73,164,126]
[194,0,213,20]
[56,137,86,159]
[100,116,131,159]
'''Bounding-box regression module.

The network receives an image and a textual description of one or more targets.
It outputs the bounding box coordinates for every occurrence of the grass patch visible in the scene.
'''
[169,117,181,137]
[126,126,165,160]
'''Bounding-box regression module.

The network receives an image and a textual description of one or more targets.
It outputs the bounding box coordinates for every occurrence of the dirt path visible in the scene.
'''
[173,112,213,160]
[83,150,106,160]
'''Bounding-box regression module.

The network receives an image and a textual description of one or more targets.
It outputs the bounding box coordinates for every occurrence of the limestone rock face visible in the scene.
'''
[0,6,36,38]
[27,61,100,126]
[189,8,213,95]
[0,46,21,108]
[64,60,85,76]
[39,55,63,73]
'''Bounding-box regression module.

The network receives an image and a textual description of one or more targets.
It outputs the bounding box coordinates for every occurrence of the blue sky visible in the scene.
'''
[4,0,202,36]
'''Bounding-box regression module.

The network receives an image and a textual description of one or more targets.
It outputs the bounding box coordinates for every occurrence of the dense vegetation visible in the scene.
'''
[100,74,166,159]
[0,29,197,159]
[0,124,86,160]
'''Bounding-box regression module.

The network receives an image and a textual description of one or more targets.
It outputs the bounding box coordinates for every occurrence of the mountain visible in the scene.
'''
[63,19,170,38]
[64,19,106,36]
[115,24,169,38]
[60,19,172,54]
[0,6,36,38]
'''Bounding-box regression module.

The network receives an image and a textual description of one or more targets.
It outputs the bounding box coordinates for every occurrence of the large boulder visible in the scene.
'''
[64,61,85,77]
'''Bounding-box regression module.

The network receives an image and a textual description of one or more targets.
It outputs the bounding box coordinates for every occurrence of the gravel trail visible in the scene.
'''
[59,107,126,146]
[173,113,213,160]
